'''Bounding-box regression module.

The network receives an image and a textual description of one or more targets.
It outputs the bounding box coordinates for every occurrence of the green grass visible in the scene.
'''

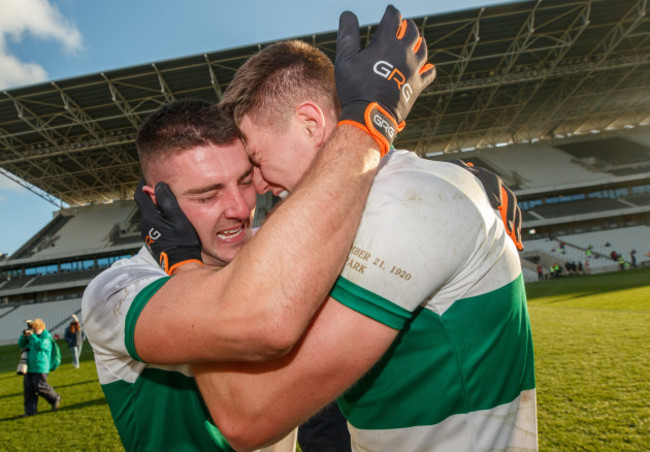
[0,342,122,451]
[527,267,650,451]
[0,267,648,450]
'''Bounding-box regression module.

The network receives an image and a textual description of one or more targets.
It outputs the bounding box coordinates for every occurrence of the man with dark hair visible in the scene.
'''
[82,5,436,451]
[184,7,536,451]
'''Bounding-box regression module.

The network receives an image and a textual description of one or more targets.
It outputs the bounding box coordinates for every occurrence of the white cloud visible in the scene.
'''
[0,0,82,89]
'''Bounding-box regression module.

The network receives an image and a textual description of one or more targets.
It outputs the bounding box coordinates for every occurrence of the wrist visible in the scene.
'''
[335,123,383,157]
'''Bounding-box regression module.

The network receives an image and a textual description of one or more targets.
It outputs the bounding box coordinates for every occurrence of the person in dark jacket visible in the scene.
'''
[64,314,84,368]
[17,318,61,416]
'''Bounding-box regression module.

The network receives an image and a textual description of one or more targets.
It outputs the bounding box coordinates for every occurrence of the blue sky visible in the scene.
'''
[0,0,504,255]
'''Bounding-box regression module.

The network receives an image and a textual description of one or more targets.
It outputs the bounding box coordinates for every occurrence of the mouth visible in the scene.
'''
[217,223,247,241]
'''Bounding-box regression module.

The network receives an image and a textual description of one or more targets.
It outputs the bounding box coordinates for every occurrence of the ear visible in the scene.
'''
[142,184,157,205]
[295,102,327,147]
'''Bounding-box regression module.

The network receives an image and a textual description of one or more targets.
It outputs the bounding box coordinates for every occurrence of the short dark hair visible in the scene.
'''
[136,99,240,178]
[219,40,339,129]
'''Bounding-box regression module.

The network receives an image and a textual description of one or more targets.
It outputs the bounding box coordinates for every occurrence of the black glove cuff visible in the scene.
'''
[157,247,203,275]
[339,101,399,157]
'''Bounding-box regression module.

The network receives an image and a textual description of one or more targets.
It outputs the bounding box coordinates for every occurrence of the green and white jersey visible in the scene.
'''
[82,247,234,452]
[333,150,537,451]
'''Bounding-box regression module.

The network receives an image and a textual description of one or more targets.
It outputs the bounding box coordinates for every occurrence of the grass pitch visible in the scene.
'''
[0,267,648,451]
[527,267,649,451]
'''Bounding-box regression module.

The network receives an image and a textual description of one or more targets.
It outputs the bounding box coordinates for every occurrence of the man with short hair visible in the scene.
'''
[185,7,536,451]
[82,5,434,451]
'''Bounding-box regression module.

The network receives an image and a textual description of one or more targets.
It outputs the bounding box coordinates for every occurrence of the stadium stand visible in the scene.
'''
[520,225,650,282]
[556,137,650,167]
[0,0,649,330]
[529,198,628,218]
[557,226,650,267]
[23,203,138,260]
[0,201,141,310]
[623,194,650,207]
[481,144,606,189]
[0,298,81,345]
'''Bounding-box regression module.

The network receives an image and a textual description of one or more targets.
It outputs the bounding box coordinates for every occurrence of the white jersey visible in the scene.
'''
[82,247,235,451]
[331,150,537,451]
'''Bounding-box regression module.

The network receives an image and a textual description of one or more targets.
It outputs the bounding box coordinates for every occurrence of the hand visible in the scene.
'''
[336,5,437,156]
[448,160,523,251]
[134,178,203,275]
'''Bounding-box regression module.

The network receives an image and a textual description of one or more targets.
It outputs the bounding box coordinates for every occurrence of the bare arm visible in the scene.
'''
[135,5,435,364]
[135,127,380,363]
[192,298,398,451]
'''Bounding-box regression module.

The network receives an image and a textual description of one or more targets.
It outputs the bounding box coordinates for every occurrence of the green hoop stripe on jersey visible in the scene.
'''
[124,276,170,362]
[336,274,534,429]
[101,367,234,451]
[331,276,412,330]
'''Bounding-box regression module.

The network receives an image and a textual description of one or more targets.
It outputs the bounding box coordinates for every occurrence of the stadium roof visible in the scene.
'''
[0,0,648,207]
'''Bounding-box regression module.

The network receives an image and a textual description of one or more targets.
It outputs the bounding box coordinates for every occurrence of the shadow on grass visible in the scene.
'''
[533,291,603,304]
[0,397,108,423]
[53,378,99,390]
[526,268,650,301]
[0,378,98,401]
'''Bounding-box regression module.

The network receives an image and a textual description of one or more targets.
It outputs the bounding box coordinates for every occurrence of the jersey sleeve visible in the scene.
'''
[81,250,169,384]
[331,163,494,329]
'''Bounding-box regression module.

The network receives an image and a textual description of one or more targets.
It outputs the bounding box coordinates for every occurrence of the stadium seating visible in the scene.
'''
[0,298,82,346]
[557,226,650,267]
[522,225,650,280]
[530,198,628,219]
[556,137,650,166]
[482,143,606,189]
[29,204,137,259]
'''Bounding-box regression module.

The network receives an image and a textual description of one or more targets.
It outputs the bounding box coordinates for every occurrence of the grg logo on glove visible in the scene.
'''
[144,228,162,246]
[373,60,412,102]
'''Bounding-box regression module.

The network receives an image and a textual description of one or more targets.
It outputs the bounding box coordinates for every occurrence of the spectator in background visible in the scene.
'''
[17,318,61,416]
[537,264,544,281]
[630,250,637,269]
[64,314,84,368]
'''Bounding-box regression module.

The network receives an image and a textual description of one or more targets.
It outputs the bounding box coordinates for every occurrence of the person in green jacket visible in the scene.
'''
[17,318,61,416]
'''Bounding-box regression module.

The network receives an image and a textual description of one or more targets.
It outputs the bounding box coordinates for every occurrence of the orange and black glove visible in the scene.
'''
[449,160,523,251]
[134,178,203,275]
[336,5,436,156]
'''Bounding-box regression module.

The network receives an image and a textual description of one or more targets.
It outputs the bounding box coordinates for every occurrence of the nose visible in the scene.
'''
[253,166,270,195]
[224,188,253,220]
